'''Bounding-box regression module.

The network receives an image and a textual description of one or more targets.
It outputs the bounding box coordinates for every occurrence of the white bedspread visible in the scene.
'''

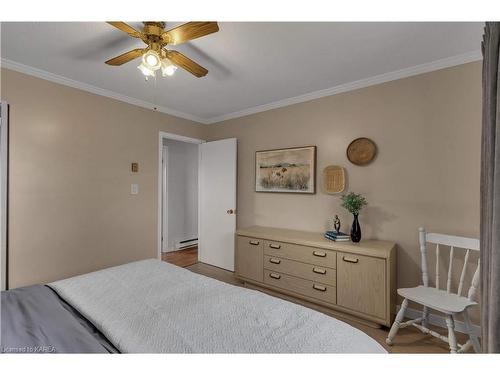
[49,259,386,353]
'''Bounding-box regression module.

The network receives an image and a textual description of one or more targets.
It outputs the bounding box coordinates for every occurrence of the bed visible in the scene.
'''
[1,259,386,353]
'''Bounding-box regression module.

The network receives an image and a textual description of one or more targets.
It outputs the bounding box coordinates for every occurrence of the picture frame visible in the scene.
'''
[255,146,316,194]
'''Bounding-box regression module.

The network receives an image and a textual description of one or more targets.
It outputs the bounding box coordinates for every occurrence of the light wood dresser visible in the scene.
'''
[235,226,397,327]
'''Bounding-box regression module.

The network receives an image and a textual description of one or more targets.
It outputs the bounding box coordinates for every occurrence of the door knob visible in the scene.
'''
[226,209,235,214]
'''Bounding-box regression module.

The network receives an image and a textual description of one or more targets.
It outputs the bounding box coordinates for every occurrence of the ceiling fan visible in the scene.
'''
[105,21,219,79]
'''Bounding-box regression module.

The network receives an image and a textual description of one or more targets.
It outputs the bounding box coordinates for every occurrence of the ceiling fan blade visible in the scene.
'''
[107,22,143,38]
[164,50,208,77]
[161,22,219,45]
[105,48,145,66]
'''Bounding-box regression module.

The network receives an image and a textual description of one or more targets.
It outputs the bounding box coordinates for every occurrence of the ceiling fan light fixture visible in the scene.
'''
[105,21,218,78]
[137,62,156,77]
[161,59,178,77]
[142,50,161,71]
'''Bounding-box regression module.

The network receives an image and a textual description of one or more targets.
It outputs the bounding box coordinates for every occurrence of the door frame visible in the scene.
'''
[161,144,168,253]
[1,102,9,290]
[157,131,204,259]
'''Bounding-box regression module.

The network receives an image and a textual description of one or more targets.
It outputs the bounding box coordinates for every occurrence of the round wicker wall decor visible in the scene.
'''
[346,137,377,166]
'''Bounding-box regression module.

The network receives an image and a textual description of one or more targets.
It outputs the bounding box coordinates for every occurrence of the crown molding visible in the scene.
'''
[204,50,483,124]
[0,58,208,124]
[2,50,482,125]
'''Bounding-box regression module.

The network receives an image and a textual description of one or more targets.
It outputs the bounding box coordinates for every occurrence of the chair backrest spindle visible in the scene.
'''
[468,259,480,302]
[447,246,454,293]
[435,244,440,289]
[418,228,429,287]
[457,249,470,296]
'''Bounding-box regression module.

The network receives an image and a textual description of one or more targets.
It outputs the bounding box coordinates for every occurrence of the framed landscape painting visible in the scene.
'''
[255,146,316,193]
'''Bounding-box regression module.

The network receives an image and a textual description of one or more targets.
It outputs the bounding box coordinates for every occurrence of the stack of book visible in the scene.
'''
[324,231,350,242]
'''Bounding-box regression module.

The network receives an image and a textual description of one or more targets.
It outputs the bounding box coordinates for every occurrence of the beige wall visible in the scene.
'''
[207,62,482,320]
[1,68,208,288]
[1,62,482,323]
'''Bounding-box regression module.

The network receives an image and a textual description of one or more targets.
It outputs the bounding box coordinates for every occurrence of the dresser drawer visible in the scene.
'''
[264,269,336,304]
[264,255,336,286]
[264,240,336,268]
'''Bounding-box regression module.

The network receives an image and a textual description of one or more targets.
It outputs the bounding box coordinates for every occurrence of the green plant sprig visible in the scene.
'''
[340,192,367,215]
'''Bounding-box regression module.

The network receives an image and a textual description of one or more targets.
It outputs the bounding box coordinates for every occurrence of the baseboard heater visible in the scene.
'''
[175,238,198,250]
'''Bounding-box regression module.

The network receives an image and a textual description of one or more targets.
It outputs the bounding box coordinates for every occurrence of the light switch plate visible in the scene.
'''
[130,184,139,195]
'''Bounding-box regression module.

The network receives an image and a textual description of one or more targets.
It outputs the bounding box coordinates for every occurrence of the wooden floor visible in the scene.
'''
[162,247,198,267]
[164,258,468,353]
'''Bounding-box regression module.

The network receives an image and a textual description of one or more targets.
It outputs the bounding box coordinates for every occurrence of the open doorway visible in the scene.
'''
[158,132,203,268]
[157,132,237,272]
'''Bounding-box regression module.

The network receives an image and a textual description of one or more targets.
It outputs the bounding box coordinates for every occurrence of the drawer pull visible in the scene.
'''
[269,258,281,264]
[269,243,281,249]
[312,267,326,275]
[249,240,260,246]
[313,284,327,292]
[313,250,327,257]
[269,273,281,280]
[342,256,359,264]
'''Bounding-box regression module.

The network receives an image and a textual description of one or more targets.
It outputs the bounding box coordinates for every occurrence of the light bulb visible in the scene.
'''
[142,50,161,71]
[146,54,159,66]
[161,59,178,77]
[137,62,155,77]
[163,65,177,76]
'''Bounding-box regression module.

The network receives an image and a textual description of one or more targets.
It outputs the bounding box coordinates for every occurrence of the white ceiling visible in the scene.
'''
[1,22,483,124]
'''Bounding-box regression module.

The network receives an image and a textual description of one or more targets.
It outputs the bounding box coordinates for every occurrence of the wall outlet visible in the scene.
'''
[130,184,139,195]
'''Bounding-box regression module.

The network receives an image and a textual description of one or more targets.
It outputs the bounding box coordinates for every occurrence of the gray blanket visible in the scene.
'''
[1,285,118,353]
[50,259,386,353]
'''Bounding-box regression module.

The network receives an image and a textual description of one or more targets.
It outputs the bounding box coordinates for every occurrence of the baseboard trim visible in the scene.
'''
[398,305,481,337]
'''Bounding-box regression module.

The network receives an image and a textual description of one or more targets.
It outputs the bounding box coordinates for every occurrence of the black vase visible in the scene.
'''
[350,213,361,243]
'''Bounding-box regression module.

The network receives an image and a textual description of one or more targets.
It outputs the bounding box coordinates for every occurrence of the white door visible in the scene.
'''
[199,138,237,271]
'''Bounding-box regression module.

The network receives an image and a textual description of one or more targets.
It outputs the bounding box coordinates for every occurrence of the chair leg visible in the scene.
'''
[422,306,429,328]
[386,298,408,346]
[463,310,481,353]
[445,315,458,354]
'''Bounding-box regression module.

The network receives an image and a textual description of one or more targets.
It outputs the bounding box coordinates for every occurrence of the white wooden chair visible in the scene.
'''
[386,228,481,353]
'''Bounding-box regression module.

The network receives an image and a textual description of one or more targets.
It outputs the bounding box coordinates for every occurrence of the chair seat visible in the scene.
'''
[398,285,477,314]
